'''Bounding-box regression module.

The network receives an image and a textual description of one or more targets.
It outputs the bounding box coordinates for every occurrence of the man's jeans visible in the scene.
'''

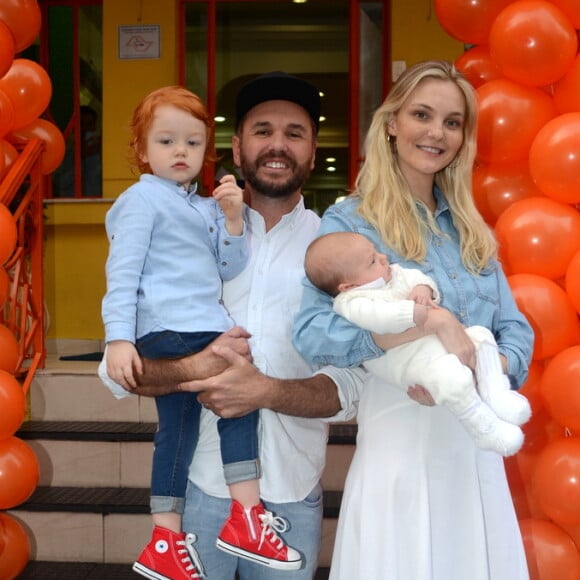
[184,481,324,579]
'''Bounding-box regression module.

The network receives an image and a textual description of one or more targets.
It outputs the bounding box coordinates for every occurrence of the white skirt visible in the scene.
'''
[329,375,529,580]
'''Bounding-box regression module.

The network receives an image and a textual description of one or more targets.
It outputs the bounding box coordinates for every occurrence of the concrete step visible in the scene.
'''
[10,486,342,567]
[19,352,353,571]
[17,561,331,579]
[17,421,355,490]
[29,365,157,423]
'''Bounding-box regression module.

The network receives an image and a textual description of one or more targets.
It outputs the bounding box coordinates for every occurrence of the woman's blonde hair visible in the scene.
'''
[354,60,496,272]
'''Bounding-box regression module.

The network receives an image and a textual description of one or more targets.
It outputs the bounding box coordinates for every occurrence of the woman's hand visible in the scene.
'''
[407,385,436,406]
[424,308,476,369]
[372,306,475,369]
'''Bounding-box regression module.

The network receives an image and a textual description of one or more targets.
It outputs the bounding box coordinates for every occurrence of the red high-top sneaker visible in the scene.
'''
[133,525,205,579]
[216,500,302,570]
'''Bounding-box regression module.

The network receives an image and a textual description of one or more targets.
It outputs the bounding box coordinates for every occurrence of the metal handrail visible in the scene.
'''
[0,138,46,395]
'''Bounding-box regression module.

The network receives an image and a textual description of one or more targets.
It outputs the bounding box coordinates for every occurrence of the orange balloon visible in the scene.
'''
[0,514,4,558]
[566,250,580,315]
[529,112,580,204]
[0,369,25,439]
[476,79,557,163]
[454,45,503,89]
[0,88,15,139]
[0,59,52,131]
[0,139,17,180]
[520,517,580,580]
[505,452,532,518]
[506,449,547,519]
[0,203,16,266]
[550,0,580,28]
[540,346,580,432]
[0,20,14,80]
[560,521,580,552]
[0,436,39,509]
[9,118,66,175]
[0,141,4,177]
[472,160,545,225]
[489,0,578,87]
[0,0,42,53]
[0,267,9,307]
[0,513,30,580]
[532,436,580,525]
[522,407,555,453]
[434,0,514,44]
[508,273,580,360]
[495,197,580,279]
[471,161,495,224]
[554,54,580,114]
[519,360,545,418]
[0,324,18,373]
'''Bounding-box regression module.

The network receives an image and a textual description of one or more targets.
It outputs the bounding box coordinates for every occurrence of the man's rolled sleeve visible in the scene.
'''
[315,365,367,422]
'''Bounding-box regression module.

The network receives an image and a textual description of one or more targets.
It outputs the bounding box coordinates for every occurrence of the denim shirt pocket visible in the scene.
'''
[468,263,501,329]
[472,263,500,306]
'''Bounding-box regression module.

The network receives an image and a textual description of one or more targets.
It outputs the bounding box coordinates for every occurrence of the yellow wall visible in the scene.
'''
[44,0,178,340]
[43,203,110,339]
[44,0,463,341]
[391,1,463,64]
[102,0,178,197]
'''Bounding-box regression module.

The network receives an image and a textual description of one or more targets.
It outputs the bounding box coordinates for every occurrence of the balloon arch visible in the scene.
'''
[436,0,580,577]
[0,0,57,578]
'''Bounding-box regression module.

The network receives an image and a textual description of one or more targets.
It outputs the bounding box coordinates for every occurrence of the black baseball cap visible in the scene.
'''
[235,71,321,134]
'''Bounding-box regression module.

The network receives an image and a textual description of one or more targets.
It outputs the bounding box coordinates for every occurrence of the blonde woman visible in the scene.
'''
[293,60,533,579]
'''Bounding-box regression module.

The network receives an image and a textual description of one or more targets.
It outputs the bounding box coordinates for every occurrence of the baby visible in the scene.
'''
[304,232,531,456]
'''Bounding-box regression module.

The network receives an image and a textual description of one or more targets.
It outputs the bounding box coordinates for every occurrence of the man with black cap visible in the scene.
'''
[99,71,361,579]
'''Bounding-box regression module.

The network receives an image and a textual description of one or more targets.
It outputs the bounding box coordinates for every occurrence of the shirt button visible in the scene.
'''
[224,240,231,246]
[221,261,227,266]
[209,226,214,233]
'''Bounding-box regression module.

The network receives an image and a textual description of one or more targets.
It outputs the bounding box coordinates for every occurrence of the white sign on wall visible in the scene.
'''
[118,25,160,60]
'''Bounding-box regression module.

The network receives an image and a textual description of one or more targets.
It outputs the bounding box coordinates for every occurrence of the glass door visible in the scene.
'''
[180,0,388,214]
[40,0,103,198]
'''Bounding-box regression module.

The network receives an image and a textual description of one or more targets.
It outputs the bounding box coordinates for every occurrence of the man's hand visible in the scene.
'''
[194,326,252,380]
[131,326,252,395]
[180,345,267,418]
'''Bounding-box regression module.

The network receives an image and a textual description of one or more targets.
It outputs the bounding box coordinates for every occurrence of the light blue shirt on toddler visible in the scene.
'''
[102,173,249,343]
[293,190,534,387]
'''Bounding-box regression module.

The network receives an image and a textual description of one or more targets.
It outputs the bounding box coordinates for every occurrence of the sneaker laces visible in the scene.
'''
[257,510,290,551]
[177,533,206,579]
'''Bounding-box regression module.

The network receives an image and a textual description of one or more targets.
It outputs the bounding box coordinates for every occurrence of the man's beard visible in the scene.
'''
[240,151,312,199]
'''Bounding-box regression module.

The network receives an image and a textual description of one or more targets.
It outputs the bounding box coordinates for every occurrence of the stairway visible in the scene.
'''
[10,345,356,579]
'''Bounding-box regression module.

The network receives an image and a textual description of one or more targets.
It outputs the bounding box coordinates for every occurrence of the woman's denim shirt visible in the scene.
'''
[293,192,534,387]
